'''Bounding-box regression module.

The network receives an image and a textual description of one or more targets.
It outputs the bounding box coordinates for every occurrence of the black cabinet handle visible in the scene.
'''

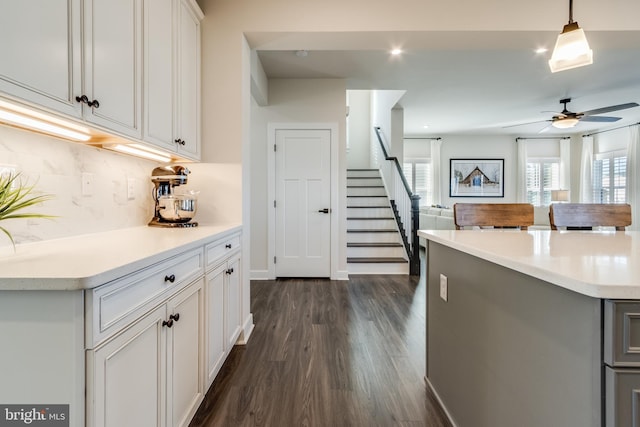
[162,319,174,328]
[174,138,186,146]
[164,274,176,283]
[169,313,180,322]
[225,244,232,249]
[318,208,330,214]
[225,268,234,275]
[75,95,99,108]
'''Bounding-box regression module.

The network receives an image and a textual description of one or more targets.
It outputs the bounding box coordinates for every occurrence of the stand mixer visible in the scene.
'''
[148,165,198,228]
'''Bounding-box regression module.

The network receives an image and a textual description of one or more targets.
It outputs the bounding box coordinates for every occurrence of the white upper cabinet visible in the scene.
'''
[144,0,203,160]
[175,0,203,160]
[82,0,143,139]
[0,0,82,118]
[144,0,175,150]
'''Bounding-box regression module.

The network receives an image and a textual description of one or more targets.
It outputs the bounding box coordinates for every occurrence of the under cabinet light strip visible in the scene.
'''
[0,108,91,141]
[109,144,172,163]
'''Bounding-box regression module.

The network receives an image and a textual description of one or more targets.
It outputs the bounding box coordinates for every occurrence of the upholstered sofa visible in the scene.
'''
[419,207,455,231]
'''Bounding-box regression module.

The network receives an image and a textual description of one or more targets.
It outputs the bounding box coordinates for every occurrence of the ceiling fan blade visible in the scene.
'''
[581,102,640,116]
[580,116,621,123]
[503,120,550,129]
[538,124,553,134]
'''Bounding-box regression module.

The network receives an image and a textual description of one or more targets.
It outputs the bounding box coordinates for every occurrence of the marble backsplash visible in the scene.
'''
[0,125,241,248]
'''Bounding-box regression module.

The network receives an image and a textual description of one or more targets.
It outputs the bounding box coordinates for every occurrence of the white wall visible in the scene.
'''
[346,90,370,169]
[250,78,347,278]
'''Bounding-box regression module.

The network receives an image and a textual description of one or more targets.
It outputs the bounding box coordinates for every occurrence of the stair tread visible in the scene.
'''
[347,242,403,247]
[347,229,398,233]
[347,206,390,208]
[347,176,381,179]
[347,195,387,198]
[347,169,379,171]
[347,185,384,188]
[347,217,395,220]
[347,257,408,263]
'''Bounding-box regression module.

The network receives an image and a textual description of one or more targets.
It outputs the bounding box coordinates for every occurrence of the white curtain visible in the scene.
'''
[626,125,640,230]
[430,139,442,205]
[559,138,571,193]
[579,136,594,203]
[516,139,527,202]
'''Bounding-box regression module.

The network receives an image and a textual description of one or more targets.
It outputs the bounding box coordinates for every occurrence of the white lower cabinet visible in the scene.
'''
[204,234,242,388]
[88,277,204,427]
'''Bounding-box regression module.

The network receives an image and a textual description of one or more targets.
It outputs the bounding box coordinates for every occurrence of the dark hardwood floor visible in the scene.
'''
[190,262,452,426]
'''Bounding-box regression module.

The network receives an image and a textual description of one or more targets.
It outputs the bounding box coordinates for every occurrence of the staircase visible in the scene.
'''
[347,169,409,274]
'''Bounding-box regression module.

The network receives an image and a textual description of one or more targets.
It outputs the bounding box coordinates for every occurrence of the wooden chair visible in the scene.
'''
[453,203,534,230]
[549,203,632,231]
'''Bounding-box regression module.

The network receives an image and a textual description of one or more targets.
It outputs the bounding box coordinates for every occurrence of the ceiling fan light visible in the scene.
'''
[552,117,580,129]
[548,24,593,72]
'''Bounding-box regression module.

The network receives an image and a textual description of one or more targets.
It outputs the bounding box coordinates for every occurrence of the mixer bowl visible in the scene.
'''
[158,196,197,223]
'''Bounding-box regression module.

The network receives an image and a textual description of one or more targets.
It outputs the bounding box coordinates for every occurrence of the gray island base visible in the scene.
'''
[420,229,640,427]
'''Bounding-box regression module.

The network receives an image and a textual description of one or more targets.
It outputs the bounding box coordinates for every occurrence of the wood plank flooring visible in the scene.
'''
[189,267,452,427]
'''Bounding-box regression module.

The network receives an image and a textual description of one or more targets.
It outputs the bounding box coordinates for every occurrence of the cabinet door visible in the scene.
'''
[143,0,175,150]
[225,253,242,350]
[0,0,82,117]
[167,278,204,427]
[205,263,226,387]
[89,304,167,427]
[175,0,201,159]
[83,0,143,138]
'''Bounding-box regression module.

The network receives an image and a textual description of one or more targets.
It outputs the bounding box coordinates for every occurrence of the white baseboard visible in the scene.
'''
[236,314,254,345]
[250,270,270,280]
[334,270,350,280]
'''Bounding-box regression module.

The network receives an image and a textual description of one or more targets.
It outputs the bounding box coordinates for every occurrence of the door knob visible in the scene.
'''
[318,208,330,214]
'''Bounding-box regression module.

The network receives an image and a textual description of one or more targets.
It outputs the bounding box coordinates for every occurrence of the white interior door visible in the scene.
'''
[275,129,331,277]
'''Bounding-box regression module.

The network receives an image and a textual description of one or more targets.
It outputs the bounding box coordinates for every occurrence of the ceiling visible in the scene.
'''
[253,30,640,137]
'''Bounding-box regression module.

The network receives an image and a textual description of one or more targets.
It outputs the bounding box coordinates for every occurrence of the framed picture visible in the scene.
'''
[449,158,504,197]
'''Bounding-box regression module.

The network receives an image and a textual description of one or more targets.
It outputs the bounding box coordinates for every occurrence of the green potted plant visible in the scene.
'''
[0,172,54,247]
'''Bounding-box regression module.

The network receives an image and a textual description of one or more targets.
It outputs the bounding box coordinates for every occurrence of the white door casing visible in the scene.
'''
[275,129,331,277]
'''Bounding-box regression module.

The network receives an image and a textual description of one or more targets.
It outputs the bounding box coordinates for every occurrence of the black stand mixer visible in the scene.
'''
[148,165,198,228]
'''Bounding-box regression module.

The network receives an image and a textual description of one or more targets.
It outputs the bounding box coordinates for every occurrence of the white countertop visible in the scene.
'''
[0,223,242,291]
[419,229,640,299]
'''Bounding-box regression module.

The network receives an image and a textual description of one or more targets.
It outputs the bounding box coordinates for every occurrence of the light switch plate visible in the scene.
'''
[440,274,448,302]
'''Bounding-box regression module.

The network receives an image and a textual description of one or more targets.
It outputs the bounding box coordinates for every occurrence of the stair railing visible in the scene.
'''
[373,126,420,275]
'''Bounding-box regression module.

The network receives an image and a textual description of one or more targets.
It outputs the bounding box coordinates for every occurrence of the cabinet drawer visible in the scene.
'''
[205,233,240,270]
[605,367,640,427]
[605,300,640,367]
[87,248,204,347]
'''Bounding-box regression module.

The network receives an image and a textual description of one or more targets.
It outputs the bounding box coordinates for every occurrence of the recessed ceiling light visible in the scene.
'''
[535,47,548,54]
[423,125,429,129]
[391,49,402,56]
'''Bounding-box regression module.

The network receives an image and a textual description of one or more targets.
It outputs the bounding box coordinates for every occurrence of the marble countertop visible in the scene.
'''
[0,223,242,291]
[419,229,640,299]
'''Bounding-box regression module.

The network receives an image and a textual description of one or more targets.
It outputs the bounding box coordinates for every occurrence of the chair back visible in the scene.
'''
[549,203,632,231]
[453,203,534,230]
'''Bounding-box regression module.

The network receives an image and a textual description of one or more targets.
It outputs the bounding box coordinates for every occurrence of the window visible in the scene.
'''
[593,151,627,203]
[526,158,560,206]
[403,158,432,207]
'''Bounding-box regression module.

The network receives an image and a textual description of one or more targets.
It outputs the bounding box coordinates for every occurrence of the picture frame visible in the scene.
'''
[449,158,504,198]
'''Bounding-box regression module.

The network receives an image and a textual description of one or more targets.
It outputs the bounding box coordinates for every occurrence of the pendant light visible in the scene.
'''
[548,0,593,73]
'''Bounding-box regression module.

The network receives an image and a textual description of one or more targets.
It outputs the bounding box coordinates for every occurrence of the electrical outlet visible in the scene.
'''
[127,178,135,200]
[81,172,93,196]
[440,274,448,302]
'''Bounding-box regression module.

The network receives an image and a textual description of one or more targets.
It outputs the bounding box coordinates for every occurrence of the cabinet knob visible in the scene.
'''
[225,268,234,275]
[75,95,100,108]
[225,244,232,249]
[174,138,186,146]
[162,319,174,328]
[164,274,176,283]
[169,313,180,322]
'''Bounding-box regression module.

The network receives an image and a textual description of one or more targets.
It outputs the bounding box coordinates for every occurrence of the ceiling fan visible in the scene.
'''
[506,98,639,131]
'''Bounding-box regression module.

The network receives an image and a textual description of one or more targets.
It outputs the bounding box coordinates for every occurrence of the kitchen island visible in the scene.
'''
[419,229,640,427]
[0,223,246,427]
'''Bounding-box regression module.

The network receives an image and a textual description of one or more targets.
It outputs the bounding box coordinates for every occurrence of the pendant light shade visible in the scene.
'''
[548,1,593,73]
